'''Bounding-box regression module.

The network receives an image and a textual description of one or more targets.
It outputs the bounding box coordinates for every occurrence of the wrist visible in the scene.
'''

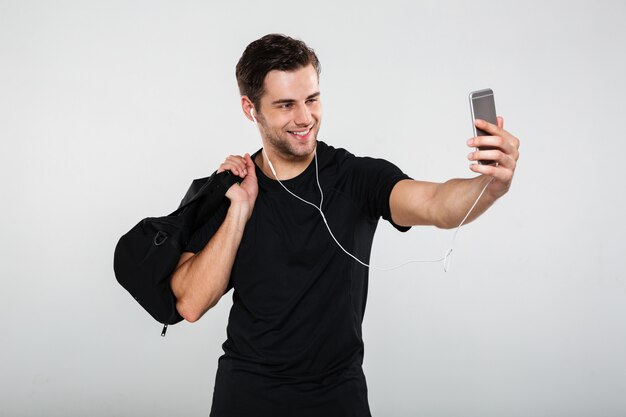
[228,200,253,223]
[485,177,508,200]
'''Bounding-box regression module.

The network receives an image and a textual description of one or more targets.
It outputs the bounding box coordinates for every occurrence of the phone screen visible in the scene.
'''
[469,89,497,164]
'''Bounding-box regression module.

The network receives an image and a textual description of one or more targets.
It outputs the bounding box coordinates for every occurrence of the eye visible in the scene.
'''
[280,103,294,109]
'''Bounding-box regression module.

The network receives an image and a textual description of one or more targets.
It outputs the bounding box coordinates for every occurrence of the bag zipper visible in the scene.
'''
[161,323,168,337]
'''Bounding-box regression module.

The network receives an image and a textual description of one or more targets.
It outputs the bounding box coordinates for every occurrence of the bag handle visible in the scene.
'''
[171,170,239,217]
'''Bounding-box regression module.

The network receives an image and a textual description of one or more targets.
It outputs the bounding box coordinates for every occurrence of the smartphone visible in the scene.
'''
[469,88,498,165]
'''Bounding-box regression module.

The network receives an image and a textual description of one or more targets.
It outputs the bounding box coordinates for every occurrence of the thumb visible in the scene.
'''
[497,116,504,129]
[243,153,257,180]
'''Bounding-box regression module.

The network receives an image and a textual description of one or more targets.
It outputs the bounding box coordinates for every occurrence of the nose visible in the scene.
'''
[294,104,312,126]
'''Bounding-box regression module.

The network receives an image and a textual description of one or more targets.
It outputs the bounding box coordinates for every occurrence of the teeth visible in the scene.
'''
[291,129,309,137]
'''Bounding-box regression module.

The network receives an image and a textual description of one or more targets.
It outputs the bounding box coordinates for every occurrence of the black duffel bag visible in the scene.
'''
[114,170,239,336]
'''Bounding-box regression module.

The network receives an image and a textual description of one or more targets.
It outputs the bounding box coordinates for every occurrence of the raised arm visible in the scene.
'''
[390,117,520,228]
[170,153,257,322]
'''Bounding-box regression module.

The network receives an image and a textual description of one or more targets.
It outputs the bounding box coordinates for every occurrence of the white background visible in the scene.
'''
[2,1,625,416]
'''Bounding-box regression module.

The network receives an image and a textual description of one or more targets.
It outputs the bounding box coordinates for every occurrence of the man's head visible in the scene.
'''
[236,34,321,111]
[236,34,323,162]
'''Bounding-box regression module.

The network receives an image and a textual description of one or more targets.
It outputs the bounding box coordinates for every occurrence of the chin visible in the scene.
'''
[264,127,319,159]
[293,137,318,154]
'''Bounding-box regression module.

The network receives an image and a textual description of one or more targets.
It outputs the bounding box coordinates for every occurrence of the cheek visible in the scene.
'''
[262,113,289,130]
[312,104,323,119]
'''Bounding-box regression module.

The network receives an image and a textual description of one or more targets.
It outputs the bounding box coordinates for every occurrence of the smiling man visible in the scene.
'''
[169,34,519,416]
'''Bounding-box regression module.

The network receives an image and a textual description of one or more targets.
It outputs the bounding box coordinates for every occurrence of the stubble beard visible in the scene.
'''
[262,121,321,162]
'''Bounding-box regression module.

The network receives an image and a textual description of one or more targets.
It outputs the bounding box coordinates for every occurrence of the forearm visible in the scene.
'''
[431,175,498,229]
[170,202,249,322]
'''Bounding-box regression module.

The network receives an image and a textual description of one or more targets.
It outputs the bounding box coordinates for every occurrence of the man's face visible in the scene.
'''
[255,64,322,161]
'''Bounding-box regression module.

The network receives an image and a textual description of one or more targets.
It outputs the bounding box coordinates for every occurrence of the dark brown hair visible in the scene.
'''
[235,34,321,110]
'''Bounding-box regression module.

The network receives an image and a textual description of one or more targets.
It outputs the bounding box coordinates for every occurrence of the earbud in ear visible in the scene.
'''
[250,109,257,124]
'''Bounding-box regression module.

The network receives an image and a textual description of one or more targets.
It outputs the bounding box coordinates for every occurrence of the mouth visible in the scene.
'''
[287,126,313,141]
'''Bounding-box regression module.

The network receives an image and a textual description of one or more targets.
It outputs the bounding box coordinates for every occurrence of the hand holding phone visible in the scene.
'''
[469,89,498,165]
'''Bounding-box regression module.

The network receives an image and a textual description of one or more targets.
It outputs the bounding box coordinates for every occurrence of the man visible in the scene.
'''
[170,34,519,416]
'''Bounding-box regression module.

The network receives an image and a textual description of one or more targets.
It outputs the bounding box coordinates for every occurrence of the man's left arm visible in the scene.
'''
[390,117,520,229]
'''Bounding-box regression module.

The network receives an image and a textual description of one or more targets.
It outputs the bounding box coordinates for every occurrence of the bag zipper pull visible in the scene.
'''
[161,324,168,337]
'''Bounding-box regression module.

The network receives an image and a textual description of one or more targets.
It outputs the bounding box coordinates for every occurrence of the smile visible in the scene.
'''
[288,128,312,139]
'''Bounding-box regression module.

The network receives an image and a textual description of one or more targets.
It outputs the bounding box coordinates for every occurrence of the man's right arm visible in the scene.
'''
[170,153,258,322]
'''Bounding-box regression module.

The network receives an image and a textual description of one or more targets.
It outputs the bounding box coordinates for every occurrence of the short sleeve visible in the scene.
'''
[346,156,412,232]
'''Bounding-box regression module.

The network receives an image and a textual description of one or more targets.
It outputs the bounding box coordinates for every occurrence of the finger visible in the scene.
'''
[474,119,501,136]
[474,119,512,143]
[220,155,248,177]
[243,153,257,180]
[219,161,245,176]
[468,135,519,162]
[225,155,247,172]
[475,118,519,151]
[468,149,516,169]
[469,162,514,184]
[469,135,506,149]
[219,163,241,176]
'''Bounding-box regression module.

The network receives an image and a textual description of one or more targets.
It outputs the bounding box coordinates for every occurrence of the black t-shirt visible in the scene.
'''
[185,141,411,417]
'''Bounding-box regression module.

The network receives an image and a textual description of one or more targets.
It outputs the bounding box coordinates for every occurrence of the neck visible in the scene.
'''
[256,147,316,181]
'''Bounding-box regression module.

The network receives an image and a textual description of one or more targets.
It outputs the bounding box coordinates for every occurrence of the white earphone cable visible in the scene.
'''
[262,146,493,272]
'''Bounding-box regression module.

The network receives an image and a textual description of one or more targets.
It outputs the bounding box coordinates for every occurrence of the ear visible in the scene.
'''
[241,96,256,123]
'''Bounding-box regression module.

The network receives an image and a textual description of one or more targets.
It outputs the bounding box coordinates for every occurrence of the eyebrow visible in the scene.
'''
[271,92,320,106]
